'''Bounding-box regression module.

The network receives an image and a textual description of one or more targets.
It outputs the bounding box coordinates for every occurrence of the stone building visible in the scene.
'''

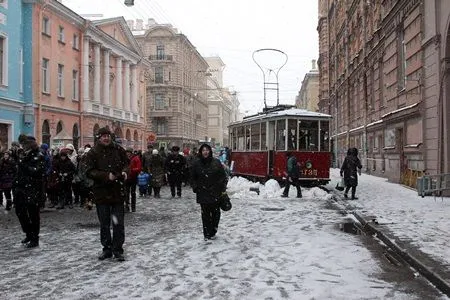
[317,0,450,186]
[296,59,320,111]
[132,19,209,151]
[204,56,233,148]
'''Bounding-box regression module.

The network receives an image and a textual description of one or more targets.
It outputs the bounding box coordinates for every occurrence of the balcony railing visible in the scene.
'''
[148,54,173,61]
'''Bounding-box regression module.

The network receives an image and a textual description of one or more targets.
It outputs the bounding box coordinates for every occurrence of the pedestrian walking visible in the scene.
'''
[281,152,302,198]
[165,146,186,197]
[137,171,150,197]
[125,148,141,212]
[190,143,228,241]
[13,135,45,248]
[148,149,165,198]
[84,127,129,261]
[54,149,76,209]
[141,144,154,196]
[340,147,362,200]
[0,150,17,211]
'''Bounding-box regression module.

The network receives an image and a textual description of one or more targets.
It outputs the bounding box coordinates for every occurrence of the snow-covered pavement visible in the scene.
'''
[0,176,447,300]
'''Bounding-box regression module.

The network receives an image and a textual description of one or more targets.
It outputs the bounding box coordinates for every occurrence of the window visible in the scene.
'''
[156,118,167,135]
[58,26,65,43]
[0,36,4,85]
[57,64,64,97]
[72,34,79,49]
[155,93,165,110]
[72,70,79,100]
[397,28,406,91]
[156,45,165,59]
[42,17,50,35]
[42,58,49,93]
[155,66,163,83]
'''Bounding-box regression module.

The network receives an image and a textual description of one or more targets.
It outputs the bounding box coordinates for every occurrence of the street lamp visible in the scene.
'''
[124,0,134,6]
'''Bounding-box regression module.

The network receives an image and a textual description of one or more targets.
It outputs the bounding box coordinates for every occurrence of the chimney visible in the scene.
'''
[311,59,317,70]
[126,20,135,30]
[147,18,156,28]
[136,19,144,30]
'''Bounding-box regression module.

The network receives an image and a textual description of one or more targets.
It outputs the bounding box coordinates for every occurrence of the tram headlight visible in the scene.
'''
[305,160,313,169]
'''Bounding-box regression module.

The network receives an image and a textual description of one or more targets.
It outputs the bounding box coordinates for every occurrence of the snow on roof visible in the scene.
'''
[232,107,331,125]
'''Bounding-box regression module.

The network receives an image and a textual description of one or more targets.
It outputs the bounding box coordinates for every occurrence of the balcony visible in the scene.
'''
[148,54,173,61]
[84,100,141,123]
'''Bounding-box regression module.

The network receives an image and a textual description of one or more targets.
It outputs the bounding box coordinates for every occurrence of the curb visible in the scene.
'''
[352,211,450,298]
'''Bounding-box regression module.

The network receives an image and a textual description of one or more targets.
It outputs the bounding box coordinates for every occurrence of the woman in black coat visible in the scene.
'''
[340,147,362,199]
[190,143,228,241]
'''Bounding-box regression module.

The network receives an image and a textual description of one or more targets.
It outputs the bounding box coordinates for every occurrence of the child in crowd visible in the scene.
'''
[137,170,151,197]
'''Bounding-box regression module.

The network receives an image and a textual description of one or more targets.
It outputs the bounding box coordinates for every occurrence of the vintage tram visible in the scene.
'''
[228,105,332,186]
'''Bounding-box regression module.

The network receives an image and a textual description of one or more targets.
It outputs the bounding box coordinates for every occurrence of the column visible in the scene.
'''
[94,43,101,102]
[103,49,110,105]
[82,37,90,101]
[123,60,131,111]
[130,65,138,113]
[116,57,123,109]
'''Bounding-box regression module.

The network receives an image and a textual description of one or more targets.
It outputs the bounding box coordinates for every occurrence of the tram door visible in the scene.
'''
[267,121,276,176]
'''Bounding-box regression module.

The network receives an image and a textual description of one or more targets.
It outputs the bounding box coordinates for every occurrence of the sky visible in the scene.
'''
[1,168,449,299]
[61,0,319,115]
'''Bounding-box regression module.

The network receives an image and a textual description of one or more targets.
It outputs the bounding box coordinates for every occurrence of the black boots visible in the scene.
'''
[5,199,12,211]
[98,250,113,260]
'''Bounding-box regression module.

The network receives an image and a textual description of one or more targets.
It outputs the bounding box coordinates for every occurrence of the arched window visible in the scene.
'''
[42,120,51,146]
[56,121,63,134]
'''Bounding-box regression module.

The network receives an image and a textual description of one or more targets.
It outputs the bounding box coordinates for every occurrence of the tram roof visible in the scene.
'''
[231,107,332,125]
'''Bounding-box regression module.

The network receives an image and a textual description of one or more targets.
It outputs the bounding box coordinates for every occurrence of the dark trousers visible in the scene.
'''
[125,180,137,211]
[73,181,81,203]
[200,203,221,238]
[283,177,302,197]
[96,203,125,255]
[15,192,40,242]
[344,186,357,198]
[138,185,147,196]
[59,182,72,207]
[168,174,182,197]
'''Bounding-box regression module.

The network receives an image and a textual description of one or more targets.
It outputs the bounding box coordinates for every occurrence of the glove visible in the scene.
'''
[358,169,362,176]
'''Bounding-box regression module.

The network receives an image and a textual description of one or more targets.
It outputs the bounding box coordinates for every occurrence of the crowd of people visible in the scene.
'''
[0,129,231,260]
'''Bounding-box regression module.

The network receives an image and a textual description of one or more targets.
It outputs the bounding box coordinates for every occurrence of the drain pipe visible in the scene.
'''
[352,211,450,297]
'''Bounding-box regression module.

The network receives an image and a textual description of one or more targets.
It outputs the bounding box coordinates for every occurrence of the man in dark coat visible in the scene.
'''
[281,152,302,198]
[340,147,362,199]
[84,127,129,261]
[165,145,186,197]
[13,135,45,248]
[141,144,154,196]
[190,143,228,241]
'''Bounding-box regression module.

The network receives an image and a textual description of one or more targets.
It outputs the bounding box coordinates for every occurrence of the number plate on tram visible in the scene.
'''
[301,169,318,176]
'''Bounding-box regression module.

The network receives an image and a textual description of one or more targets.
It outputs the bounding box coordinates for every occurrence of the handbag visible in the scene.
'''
[219,192,232,211]
[335,178,345,191]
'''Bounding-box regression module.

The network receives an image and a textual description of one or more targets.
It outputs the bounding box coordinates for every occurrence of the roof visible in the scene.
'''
[230,107,332,126]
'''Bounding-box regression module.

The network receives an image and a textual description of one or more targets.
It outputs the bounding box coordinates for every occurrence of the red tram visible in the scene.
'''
[228,105,332,186]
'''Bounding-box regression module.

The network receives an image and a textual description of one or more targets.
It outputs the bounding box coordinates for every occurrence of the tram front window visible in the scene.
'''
[288,119,297,150]
[276,119,286,150]
[299,120,319,151]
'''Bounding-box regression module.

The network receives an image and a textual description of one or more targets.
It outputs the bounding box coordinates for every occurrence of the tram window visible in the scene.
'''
[261,123,267,150]
[237,126,245,150]
[231,128,237,151]
[251,123,260,150]
[299,120,319,151]
[320,121,330,151]
[246,126,251,150]
[276,119,286,150]
[287,119,297,150]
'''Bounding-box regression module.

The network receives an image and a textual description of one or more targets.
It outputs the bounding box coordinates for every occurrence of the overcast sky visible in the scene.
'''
[62,0,319,115]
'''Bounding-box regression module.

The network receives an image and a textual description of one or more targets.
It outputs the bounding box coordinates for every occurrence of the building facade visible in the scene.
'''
[133,20,209,151]
[204,56,233,148]
[296,59,320,111]
[317,0,441,186]
[0,0,31,151]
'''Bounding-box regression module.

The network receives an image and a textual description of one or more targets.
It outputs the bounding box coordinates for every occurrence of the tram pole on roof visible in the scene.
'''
[252,48,288,111]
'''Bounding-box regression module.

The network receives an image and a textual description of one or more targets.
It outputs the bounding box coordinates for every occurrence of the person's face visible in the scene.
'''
[99,133,111,145]
[201,147,210,158]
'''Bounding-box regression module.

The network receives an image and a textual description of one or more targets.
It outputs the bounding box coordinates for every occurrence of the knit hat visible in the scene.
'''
[40,143,49,151]
[152,149,159,155]
[97,127,111,136]
[66,143,75,151]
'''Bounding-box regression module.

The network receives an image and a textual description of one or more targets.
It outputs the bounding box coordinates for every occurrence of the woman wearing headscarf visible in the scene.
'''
[190,143,228,241]
[340,147,362,200]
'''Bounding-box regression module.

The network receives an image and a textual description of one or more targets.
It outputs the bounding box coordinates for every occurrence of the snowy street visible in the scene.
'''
[0,176,447,300]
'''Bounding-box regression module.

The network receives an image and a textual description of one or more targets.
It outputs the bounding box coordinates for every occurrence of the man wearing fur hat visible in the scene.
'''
[84,127,129,261]
[13,135,46,248]
[164,145,186,197]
